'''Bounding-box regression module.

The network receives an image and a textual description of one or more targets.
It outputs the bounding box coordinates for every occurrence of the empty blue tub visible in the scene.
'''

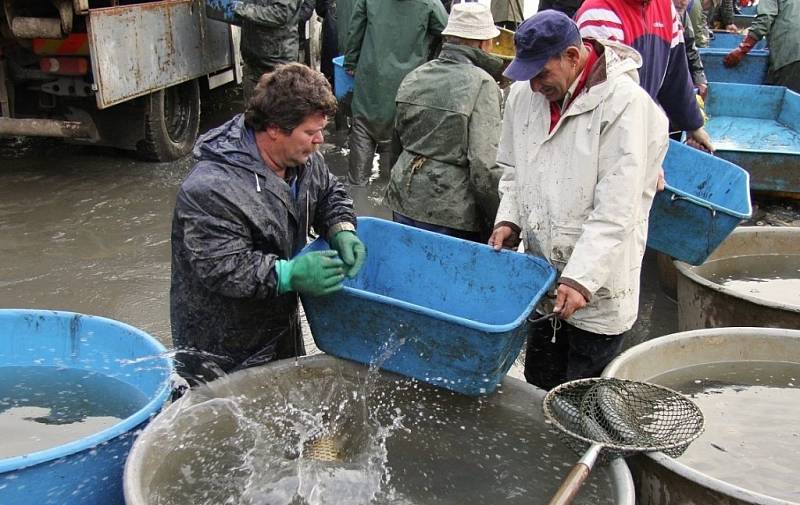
[647,140,752,265]
[708,31,767,50]
[332,55,354,100]
[301,217,556,396]
[0,310,172,505]
[705,82,800,193]
[701,47,768,84]
[205,0,240,25]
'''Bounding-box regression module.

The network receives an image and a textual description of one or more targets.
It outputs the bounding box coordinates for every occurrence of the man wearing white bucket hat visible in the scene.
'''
[386,2,505,241]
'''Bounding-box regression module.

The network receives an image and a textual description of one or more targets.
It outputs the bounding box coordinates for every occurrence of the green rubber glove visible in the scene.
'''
[328,231,367,278]
[275,250,345,296]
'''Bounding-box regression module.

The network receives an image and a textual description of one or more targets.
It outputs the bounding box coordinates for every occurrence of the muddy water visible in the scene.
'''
[651,361,800,502]
[0,365,148,459]
[138,358,619,505]
[702,254,800,307]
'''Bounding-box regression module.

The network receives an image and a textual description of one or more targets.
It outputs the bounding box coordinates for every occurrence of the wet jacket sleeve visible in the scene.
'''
[176,177,280,300]
[748,0,777,40]
[342,0,367,71]
[493,84,523,228]
[657,11,704,132]
[234,0,303,27]
[468,80,503,221]
[428,1,448,36]
[682,11,707,85]
[312,161,358,240]
[560,91,668,296]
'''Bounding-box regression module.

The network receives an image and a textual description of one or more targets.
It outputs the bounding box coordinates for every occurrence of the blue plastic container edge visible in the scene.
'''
[0,309,172,474]
[663,154,753,220]
[699,47,770,57]
[303,217,557,333]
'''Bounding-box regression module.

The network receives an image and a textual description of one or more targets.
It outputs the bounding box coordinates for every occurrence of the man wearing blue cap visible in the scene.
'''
[489,11,669,390]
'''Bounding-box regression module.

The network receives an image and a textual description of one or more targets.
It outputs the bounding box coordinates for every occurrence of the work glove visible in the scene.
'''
[275,250,345,296]
[328,231,367,278]
[723,35,759,68]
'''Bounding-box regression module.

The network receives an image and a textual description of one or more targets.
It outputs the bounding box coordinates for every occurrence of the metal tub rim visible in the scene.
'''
[674,227,800,313]
[603,327,800,505]
[0,308,172,474]
[124,354,636,505]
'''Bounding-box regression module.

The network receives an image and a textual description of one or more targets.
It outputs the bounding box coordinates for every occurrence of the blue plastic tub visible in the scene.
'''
[0,310,172,505]
[301,217,556,396]
[332,55,354,100]
[708,31,767,50]
[647,140,752,265]
[701,47,768,84]
[705,82,800,193]
[205,0,239,25]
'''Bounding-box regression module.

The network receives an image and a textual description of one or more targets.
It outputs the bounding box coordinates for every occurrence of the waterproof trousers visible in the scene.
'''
[524,319,626,391]
[348,116,383,185]
[768,61,800,94]
[242,62,275,105]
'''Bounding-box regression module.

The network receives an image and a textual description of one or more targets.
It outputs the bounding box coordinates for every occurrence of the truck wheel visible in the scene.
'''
[136,79,200,161]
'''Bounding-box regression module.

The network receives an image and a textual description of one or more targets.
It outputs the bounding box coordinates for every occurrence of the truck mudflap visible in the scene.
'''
[86,0,236,109]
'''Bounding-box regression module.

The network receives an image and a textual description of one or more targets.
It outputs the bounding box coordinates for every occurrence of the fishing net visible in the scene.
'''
[543,377,704,460]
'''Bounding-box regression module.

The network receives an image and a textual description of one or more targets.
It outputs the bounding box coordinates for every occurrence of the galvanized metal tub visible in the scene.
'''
[603,327,800,505]
[124,355,636,505]
[675,226,800,330]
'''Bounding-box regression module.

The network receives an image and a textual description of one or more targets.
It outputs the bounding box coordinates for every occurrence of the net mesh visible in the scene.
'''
[543,378,704,459]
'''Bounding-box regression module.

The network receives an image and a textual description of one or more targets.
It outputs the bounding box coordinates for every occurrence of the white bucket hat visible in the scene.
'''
[441,2,501,41]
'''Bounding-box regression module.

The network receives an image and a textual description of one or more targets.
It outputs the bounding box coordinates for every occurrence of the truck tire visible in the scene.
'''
[136,79,200,161]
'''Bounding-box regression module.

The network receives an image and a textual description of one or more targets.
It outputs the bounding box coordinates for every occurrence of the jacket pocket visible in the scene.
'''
[549,224,582,269]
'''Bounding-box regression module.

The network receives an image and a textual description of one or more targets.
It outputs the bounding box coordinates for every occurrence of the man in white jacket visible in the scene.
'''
[488,11,668,390]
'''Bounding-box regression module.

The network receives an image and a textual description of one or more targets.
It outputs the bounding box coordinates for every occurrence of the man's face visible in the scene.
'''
[529,55,575,103]
[673,0,690,13]
[275,112,327,168]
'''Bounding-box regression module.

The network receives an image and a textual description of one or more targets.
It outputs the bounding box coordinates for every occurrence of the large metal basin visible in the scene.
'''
[676,226,800,330]
[124,355,635,505]
[603,327,800,505]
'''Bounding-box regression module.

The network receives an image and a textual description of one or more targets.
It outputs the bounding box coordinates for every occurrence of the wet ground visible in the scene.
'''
[0,86,791,382]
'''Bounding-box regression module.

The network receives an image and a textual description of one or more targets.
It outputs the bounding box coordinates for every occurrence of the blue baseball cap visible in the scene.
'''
[504,10,582,81]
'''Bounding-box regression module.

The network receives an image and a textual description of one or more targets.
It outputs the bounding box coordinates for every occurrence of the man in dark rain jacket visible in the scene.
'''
[234,0,307,101]
[170,64,366,385]
[386,2,504,242]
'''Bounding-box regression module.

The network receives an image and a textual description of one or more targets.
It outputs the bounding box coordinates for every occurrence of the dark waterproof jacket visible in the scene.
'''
[386,44,504,233]
[170,115,356,377]
[236,0,306,71]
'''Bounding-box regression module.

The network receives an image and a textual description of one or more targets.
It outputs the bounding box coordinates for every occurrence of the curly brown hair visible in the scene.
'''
[244,63,338,132]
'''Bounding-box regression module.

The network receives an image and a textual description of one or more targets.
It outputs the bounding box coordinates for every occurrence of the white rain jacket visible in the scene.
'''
[495,39,668,335]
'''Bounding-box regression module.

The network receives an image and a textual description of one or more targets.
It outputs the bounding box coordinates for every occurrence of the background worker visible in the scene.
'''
[170,64,365,385]
[343,0,448,186]
[234,0,307,102]
[723,0,800,92]
[489,12,668,389]
[576,0,715,152]
[491,0,524,29]
[676,0,709,99]
[386,2,504,242]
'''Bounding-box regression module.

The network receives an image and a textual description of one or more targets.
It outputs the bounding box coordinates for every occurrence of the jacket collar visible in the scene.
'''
[439,43,505,79]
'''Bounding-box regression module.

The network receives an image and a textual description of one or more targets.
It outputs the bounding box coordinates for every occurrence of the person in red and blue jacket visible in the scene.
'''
[576,0,715,152]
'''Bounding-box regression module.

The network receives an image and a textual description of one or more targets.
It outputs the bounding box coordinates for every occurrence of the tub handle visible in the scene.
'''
[670,193,717,217]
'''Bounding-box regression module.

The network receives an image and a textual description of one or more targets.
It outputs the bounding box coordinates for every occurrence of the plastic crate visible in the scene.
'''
[647,140,752,265]
[301,217,556,395]
[701,47,769,84]
[332,55,353,100]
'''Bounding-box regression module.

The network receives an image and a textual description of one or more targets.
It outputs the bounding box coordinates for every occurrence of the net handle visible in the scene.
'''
[549,443,602,505]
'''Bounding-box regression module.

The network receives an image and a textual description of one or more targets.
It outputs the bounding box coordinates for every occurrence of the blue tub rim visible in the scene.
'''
[305,217,557,333]
[0,309,172,473]
[663,142,753,220]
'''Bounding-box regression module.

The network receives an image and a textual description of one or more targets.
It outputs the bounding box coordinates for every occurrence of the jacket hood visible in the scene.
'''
[592,39,643,87]
[439,43,506,81]
[193,114,270,177]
